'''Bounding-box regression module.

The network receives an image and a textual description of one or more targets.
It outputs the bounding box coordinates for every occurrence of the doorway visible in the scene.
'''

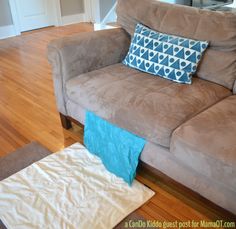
[8,0,60,34]
[8,0,93,35]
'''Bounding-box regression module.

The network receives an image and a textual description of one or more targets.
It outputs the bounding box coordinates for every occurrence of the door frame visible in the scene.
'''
[8,0,93,35]
[89,0,101,23]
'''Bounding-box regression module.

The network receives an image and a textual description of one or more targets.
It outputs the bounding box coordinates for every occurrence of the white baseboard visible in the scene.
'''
[94,23,116,31]
[61,14,86,26]
[0,25,16,39]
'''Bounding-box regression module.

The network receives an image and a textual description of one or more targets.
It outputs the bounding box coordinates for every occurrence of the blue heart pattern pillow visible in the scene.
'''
[123,23,208,84]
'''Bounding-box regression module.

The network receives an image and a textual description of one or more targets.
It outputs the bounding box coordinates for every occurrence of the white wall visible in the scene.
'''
[0,0,15,39]
[60,0,84,16]
[99,0,116,20]
[0,0,13,26]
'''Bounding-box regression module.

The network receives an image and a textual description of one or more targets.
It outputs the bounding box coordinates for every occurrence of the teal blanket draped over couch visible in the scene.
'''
[84,111,146,185]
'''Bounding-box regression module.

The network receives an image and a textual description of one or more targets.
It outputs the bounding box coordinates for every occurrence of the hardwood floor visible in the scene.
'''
[0,23,92,156]
[0,23,235,225]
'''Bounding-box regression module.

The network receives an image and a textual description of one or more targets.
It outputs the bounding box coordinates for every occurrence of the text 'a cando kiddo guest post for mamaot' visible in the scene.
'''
[124,220,236,228]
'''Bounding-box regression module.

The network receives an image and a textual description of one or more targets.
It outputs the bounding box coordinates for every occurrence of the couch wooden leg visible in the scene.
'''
[59,113,72,129]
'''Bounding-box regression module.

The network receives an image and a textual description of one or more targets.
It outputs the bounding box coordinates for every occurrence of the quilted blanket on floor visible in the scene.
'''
[0,143,154,229]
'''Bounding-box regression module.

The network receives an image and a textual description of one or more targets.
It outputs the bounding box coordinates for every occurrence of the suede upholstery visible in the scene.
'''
[117,0,236,90]
[61,100,236,214]
[171,96,236,191]
[141,142,236,215]
[48,0,236,214]
[66,63,231,147]
[48,28,130,114]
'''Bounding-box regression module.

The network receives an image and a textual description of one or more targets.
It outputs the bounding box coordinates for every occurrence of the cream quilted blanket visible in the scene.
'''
[0,143,154,229]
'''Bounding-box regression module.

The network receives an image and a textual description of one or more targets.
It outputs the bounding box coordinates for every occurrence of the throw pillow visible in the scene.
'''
[123,23,209,84]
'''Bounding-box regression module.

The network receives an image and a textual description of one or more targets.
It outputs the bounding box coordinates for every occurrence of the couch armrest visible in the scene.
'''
[47,28,130,115]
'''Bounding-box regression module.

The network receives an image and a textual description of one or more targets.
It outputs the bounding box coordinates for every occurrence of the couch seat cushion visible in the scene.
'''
[66,63,231,147]
[171,96,236,191]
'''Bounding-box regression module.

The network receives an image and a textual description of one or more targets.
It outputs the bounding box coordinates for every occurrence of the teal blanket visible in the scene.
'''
[84,112,146,185]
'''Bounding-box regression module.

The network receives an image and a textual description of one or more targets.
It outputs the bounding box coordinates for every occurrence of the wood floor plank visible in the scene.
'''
[0,23,235,223]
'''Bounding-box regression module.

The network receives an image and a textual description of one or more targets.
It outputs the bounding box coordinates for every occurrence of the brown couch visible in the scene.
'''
[48,0,236,214]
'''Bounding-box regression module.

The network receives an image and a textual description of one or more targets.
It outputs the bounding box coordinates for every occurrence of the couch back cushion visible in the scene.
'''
[116,0,236,90]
